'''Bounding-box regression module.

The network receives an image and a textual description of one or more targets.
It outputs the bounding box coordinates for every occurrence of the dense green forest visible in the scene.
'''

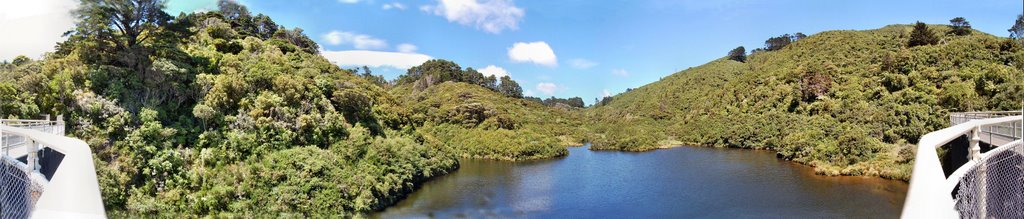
[0,0,583,217]
[4,0,1024,217]
[588,22,1024,180]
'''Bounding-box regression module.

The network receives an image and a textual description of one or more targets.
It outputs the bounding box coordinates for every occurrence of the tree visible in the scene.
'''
[273,28,319,54]
[482,75,498,91]
[908,21,939,47]
[949,17,971,36]
[11,56,31,66]
[765,34,793,51]
[399,59,462,86]
[463,67,485,86]
[1010,14,1024,46]
[599,96,613,106]
[727,46,746,62]
[793,32,807,40]
[361,66,372,77]
[218,0,250,21]
[68,0,172,71]
[217,0,279,39]
[358,66,386,87]
[567,97,584,108]
[497,76,523,98]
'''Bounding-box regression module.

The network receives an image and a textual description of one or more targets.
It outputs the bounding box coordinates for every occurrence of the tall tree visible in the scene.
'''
[949,17,972,36]
[497,76,523,98]
[68,0,172,70]
[463,67,485,86]
[1010,14,1024,46]
[483,75,498,91]
[727,46,746,62]
[908,21,939,47]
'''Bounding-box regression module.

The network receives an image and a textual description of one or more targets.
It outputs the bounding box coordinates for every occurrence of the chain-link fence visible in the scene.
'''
[955,141,1024,218]
[1,156,41,219]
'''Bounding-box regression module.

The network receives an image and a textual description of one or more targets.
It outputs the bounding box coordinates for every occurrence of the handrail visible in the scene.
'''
[902,115,1021,218]
[0,125,106,218]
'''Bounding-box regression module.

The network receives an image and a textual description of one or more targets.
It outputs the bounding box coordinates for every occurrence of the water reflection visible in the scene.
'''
[373,145,908,218]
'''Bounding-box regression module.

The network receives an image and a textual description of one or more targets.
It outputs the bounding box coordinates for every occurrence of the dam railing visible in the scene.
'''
[903,113,1024,218]
[0,117,105,218]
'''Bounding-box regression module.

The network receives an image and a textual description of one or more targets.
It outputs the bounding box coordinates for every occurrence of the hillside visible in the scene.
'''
[588,24,1024,180]
[0,1,588,216]
[390,81,587,161]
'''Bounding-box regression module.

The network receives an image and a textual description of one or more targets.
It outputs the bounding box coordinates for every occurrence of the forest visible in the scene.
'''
[3,0,1024,217]
[0,0,583,216]
[588,18,1024,180]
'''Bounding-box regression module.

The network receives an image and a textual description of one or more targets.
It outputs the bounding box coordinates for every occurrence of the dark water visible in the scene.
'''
[373,145,908,218]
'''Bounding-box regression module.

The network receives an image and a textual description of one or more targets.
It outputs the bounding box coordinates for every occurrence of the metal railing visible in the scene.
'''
[0,117,105,218]
[0,114,65,135]
[903,114,1023,218]
[950,111,1023,145]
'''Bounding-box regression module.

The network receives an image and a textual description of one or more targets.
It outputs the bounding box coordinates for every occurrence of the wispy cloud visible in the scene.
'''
[537,83,558,95]
[420,0,524,34]
[322,31,389,50]
[611,68,629,77]
[569,58,597,69]
[382,2,406,10]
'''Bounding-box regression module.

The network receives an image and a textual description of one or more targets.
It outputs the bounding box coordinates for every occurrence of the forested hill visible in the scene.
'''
[0,0,584,217]
[588,23,1024,180]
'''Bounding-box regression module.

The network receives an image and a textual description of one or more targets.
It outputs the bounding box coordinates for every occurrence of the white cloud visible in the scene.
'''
[478,65,509,78]
[322,31,389,50]
[0,0,77,61]
[421,0,524,34]
[508,41,557,67]
[397,43,418,53]
[382,2,406,10]
[536,83,558,95]
[338,0,360,3]
[611,68,629,77]
[321,50,432,69]
[602,89,612,98]
[569,58,597,69]
[524,89,536,97]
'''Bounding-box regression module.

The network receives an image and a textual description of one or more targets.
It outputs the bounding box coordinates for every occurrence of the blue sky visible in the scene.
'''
[3,0,1022,105]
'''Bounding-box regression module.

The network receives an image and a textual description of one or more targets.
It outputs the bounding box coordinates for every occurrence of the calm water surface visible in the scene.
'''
[374,145,908,218]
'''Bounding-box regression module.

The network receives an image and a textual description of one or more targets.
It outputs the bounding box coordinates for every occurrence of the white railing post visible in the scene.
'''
[26,138,37,173]
[969,126,987,218]
[56,115,64,136]
[970,127,982,161]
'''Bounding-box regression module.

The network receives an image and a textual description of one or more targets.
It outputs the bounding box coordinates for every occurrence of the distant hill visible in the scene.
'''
[390,81,587,161]
[588,24,1024,180]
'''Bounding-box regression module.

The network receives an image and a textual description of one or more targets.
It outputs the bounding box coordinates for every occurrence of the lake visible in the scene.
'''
[373,145,908,218]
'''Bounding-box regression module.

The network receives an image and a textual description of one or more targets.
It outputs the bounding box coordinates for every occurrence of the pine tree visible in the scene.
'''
[949,17,971,36]
[908,21,939,47]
